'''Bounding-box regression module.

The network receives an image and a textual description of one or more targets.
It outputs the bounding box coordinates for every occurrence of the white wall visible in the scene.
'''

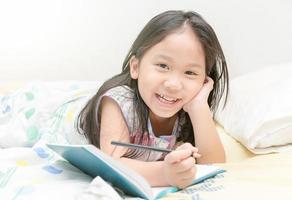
[0,0,292,81]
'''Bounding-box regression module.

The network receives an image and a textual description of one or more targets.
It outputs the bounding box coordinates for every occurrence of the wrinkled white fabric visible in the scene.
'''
[0,81,101,148]
[76,176,123,200]
[216,62,292,154]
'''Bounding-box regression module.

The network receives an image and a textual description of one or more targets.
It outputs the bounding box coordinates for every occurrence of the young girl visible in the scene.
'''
[78,10,229,189]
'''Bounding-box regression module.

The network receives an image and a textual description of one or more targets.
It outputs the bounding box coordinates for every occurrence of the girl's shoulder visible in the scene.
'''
[100,85,135,109]
[100,85,137,133]
[104,85,134,99]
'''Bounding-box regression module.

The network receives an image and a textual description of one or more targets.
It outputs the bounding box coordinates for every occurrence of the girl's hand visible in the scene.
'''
[162,143,200,188]
[183,77,214,113]
[175,142,201,158]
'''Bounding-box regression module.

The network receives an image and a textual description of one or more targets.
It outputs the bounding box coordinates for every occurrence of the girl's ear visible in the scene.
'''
[129,56,139,79]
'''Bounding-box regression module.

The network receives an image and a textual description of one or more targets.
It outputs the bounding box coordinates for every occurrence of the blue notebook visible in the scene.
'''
[47,143,225,200]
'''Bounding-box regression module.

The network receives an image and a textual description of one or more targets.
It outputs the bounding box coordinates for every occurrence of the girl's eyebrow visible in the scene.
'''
[154,54,203,69]
[154,54,173,61]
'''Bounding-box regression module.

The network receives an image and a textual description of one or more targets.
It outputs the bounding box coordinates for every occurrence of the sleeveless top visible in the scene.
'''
[97,85,186,161]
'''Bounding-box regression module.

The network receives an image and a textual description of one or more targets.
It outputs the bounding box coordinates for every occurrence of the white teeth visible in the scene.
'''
[159,94,178,102]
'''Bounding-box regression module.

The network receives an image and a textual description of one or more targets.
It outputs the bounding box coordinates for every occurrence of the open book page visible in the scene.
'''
[47,144,225,200]
[47,144,154,200]
[153,164,225,199]
[85,145,153,196]
[194,164,225,183]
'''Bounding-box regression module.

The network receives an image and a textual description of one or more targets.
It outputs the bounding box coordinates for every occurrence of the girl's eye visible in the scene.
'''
[185,71,197,76]
[157,64,169,69]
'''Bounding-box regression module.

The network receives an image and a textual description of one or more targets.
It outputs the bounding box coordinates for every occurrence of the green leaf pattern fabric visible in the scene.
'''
[0,81,101,148]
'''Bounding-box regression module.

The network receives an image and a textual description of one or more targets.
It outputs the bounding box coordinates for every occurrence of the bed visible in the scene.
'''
[2,1,292,198]
[1,62,292,200]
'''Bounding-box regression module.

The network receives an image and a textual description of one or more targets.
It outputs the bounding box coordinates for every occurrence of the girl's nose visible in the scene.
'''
[164,76,183,91]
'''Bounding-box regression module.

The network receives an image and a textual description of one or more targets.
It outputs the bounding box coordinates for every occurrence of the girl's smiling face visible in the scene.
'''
[130,25,206,121]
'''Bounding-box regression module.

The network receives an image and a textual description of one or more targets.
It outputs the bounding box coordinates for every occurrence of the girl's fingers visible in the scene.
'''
[192,152,201,159]
[173,164,197,189]
[165,149,194,164]
[176,143,198,152]
[177,166,196,179]
[174,156,196,173]
[176,143,200,158]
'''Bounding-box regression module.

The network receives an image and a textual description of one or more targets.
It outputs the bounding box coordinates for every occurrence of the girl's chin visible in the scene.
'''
[148,99,183,118]
[150,108,180,119]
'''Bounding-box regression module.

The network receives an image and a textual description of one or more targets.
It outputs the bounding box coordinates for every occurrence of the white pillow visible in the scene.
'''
[215,62,292,154]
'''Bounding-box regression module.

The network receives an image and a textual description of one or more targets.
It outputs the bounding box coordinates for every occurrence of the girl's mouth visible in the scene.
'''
[155,93,181,104]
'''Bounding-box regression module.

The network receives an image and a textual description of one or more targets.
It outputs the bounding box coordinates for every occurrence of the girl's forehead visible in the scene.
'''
[152,26,203,53]
[143,26,205,67]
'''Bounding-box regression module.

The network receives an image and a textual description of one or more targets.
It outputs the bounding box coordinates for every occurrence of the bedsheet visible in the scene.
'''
[1,82,292,200]
[0,141,126,200]
[0,141,91,199]
[161,153,292,200]
[1,141,292,200]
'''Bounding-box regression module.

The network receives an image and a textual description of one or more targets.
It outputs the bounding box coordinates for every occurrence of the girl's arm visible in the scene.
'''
[99,97,197,188]
[188,102,225,163]
[183,77,226,163]
[119,149,196,188]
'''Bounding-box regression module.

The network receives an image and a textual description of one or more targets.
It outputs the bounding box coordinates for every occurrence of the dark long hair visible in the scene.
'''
[77,10,229,151]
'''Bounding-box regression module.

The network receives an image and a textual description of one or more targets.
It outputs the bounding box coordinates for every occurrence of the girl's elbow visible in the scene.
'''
[198,152,226,164]
[218,155,226,163]
[215,151,226,163]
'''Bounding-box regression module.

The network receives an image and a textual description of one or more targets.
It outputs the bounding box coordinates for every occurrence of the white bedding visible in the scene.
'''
[0,141,126,200]
[0,141,91,199]
[2,141,292,200]
[0,81,100,148]
[216,62,292,154]
[1,81,292,200]
[162,152,292,200]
